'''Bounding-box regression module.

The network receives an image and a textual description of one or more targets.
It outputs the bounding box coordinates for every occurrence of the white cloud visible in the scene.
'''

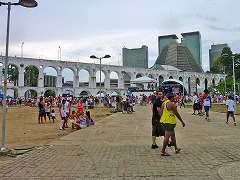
[0,0,240,74]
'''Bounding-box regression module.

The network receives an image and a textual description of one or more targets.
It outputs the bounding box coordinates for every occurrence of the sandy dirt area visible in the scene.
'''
[0,105,112,150]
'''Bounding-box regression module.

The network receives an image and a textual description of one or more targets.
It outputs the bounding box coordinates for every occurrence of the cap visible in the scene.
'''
[166,92,174,98]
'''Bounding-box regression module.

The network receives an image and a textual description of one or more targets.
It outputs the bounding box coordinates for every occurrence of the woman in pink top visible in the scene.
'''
[77,98,84,113]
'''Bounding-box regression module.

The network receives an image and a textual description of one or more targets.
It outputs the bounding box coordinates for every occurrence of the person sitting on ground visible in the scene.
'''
[72,112,87,130]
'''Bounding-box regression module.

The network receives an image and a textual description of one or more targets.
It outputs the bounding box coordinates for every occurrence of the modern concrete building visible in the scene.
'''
[158,34,178,55]
[209,43,229,69]
[181,31,202,66]
[154,41,204,73]
[156,31,203,72]
[122,45,148,68]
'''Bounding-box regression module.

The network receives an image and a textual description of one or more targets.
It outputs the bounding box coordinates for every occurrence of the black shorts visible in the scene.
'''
[46,112,50,117]
[162,123,176,132]
[204,106,210,112]
[152,121,165,137]
[193,103,198,110]
[227,111,234,117]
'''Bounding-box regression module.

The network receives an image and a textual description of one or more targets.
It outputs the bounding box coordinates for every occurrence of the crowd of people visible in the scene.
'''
[37,96,95,131]
[150,89,237,156]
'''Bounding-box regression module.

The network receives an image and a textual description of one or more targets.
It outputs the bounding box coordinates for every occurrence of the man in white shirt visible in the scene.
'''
[226,95,236,126]
[64,97,71,128]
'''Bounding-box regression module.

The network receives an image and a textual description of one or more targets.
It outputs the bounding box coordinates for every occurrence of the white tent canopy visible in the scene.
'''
[111,91,118,96]
[96,93,105,97]
[130,76,157,83]
[162,79,183,86]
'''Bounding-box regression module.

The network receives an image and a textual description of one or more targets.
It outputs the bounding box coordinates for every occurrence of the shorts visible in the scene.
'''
[193,103,198,110]
[227,111,234,117]
[39,109,45,117]
[162,123,176,132]
[46,112,50,117]
[80,124,87,129]
[197,102,202,110]
[152,120,165,137]
[204,106,210,112]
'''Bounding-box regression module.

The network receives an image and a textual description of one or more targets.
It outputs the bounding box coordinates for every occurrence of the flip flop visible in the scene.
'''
[161,152,170,156]
[175,148,181,154]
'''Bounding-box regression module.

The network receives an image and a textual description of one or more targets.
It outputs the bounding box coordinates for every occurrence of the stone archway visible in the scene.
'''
[44,89,56,98]
[24,89,37,99]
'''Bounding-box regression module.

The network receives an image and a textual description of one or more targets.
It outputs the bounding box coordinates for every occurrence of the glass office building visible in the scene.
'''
[158,34,178,55]
[122,45,148,68]
[209,43,228,69]
[181,31,202,66]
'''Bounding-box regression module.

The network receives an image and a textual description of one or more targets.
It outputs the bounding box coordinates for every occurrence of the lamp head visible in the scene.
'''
[222,53,229,58]
[18,0,38,8]
[90,55,97,59]
[103,55,111,59]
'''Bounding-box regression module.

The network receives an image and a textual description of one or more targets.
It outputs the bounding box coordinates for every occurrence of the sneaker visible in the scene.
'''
[234,123,236,126]
[226,122,229,124]
[207,118,210,122]
[205,117,207,120]
[151,144,159,149]
[192,113,196,115]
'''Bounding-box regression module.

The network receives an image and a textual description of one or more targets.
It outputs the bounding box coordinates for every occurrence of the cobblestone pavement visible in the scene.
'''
[0,106,239,179]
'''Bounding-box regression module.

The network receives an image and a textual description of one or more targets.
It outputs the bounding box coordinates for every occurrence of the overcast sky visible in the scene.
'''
[0,0,240,75]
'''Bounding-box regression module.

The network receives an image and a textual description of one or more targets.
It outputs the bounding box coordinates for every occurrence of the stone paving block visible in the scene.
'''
[0,106,239,179]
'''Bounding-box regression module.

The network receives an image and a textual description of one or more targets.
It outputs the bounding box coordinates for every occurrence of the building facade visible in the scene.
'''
[122,45,148,68]
[154,42,204,73]
[181,31,202,66]
[158,35,178,55]
[209,43,229,70]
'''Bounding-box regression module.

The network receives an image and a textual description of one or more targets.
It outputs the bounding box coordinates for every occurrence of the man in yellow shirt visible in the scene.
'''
[160,92,185,156]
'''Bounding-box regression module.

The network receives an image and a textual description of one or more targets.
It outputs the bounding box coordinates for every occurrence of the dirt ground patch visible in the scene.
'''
[0,105,113,161]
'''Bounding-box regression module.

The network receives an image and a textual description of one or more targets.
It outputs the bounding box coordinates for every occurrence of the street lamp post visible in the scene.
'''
[21,42,24,58]
[222,65,226,95]
[0,0,38,151]
[90,55,111,116]
[222,54,236,113]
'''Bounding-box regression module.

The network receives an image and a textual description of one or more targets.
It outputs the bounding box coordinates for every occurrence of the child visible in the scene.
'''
[226,95,236,126]
[86,110,95,125]
[51,109,56,123]
[70,110,77,129]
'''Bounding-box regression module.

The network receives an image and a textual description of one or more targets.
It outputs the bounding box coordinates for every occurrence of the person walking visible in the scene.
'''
[192,92,198,115]
[160,92,185,156]
[151,90,164,149]
[203,89,211,122]
[179,95,186,108]
[59,99,67,130]
[226,94,236,126]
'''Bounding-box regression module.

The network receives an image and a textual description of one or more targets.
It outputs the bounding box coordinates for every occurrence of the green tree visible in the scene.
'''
[24,66,39,87]
[6,64,19,86]
[211,47,240,94]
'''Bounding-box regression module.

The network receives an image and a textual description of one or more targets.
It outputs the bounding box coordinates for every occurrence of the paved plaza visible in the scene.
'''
[0,105,239,179]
